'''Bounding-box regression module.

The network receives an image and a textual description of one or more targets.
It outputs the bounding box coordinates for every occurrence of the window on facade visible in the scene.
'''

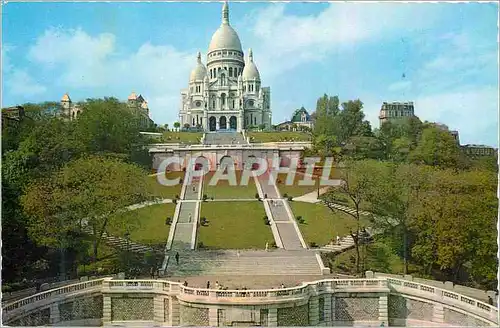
[232,99,235,108]
[254,117,257,125]
[218,67,221,72]
[192,118,195,126]
[212,100,215,108]
[229,67,233,77]
[243,86,246,92]
[214,69,217,78]
[256,85,259,92]
[221,93,226,106]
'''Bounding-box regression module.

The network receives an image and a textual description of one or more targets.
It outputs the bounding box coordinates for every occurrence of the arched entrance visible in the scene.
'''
[209,117,216,131]
[220,116,227,130]
[229,116,237,130]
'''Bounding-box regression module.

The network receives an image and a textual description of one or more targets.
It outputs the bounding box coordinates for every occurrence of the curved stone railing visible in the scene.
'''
[4,277,498,326]
[2,279,105,322]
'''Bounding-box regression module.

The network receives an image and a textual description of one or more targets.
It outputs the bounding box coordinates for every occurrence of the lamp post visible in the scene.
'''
[124,231,130,277]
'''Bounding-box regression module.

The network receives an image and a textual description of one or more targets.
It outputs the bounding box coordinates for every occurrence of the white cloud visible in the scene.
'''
[414,86,498,146]
[8,70,47,96]
[244,3,442,80]
[26,28,196,123]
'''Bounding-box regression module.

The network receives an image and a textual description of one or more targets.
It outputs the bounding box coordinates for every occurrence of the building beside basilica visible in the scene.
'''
[179,2,272,133]
[60,92,154,129]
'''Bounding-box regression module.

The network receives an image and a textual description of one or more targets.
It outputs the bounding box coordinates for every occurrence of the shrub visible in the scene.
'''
[173,199,177,204]
[165,217,172,225]
[287,196,293,201]
[210,197,214,200]
[200,217,208,226]
[197,242,205,249]
[271,242,277,248]
[309,242,318,248]
[255,193,260,199]
[203,194,208,201]
[175,195,179,199]
[283,193,288,198]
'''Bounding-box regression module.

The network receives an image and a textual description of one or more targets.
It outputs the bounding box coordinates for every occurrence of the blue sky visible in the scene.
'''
[2,1,498,146]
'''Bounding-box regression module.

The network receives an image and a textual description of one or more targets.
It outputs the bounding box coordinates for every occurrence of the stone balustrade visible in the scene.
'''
[3,277,498,327]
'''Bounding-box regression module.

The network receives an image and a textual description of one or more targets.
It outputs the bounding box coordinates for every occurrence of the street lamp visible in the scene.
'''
[124,231,130,277]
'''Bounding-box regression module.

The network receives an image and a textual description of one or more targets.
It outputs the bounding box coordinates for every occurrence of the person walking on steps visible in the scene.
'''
[175,252,180,265]
[188,213,192,223]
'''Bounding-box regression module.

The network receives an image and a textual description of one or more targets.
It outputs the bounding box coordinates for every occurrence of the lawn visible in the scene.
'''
[108,203,176,246]
[290,202,370,246]
[162,132,203,144]
[276,167,343,198]
[198,202,274,249]
[147,171,184,199]
[248,131,311,143]
[203,171,258,199]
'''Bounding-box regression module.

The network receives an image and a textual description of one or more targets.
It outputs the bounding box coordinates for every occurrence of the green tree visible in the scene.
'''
[173,122,180,131]
[322,159,376,273]
[22,156,150,261]
[366,163,432,274]
[338,100,372,143]
[409,126,462,168]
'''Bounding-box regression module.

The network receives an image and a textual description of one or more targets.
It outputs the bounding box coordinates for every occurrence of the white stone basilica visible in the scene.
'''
[179,2,271,132]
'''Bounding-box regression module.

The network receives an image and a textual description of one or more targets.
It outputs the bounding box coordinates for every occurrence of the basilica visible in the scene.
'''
[178,2,272,133]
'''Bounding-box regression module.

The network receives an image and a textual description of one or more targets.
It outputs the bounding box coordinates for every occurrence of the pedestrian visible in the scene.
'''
[237,250,240,258]
[380,322,385,327]
[188,213,192,223]
[207,281,210,289]
[336,235,340,245]
[281,283,285,289]
[488,296,494,305]
[183,281,188,287]
[265,242,269,251]
[175,252,180,265]
[193,186,196,192]
[215,281,220,289]
[150,267,155,279]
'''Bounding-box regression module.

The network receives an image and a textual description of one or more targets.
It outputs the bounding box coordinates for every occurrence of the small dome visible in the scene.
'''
[242,49,260,81]
[207,2,242,53]
[189,52,208,82]
[128,92,137,100]
[61,93,71,101]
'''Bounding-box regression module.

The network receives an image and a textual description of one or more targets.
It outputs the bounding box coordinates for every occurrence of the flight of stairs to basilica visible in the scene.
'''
[167,250,323,276]
[203,131,248,145]
[82,226,157,255]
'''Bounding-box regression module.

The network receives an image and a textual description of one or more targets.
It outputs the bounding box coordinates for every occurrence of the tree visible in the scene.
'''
[74,98,143,155]
[409,126,462,168]
[173,122,180,131]
[164,124,169,131]
[366,163,433,274]
[183,123,190,129]
[22,156,150,262]
[322,159,376,273]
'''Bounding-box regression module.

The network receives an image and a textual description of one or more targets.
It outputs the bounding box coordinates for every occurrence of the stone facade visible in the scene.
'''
[179,2,272,132]
[4,277,498,327]
[379,101,415,125]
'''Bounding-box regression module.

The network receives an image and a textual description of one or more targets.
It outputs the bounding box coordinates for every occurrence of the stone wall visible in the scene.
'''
[388,295,434,325]
[9,307,50,326]
[277,304,309,326]
[111,296,154,321]
[444,308,492,327]
[334,296,379,324]
[179,305,209,326]
[59,295,103,322]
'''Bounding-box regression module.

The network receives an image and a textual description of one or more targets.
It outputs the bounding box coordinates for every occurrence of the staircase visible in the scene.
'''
[204,131,247,145]
[167,249,322,276]
[320,230,372,253]
[82,226,156,254]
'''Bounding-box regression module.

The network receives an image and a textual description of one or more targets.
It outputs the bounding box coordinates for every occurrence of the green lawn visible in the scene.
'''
[108,203,176,246]
[162,132,203,144]
[147,172,184,199]
[198,202,274,249]
[248,131,311,143]
[203,171,258,199]
[291,202,370,246]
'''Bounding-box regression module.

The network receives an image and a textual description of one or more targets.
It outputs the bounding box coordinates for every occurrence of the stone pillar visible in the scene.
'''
[209,307,218,326]
[49,303,60,324]
[268,308,277,326]
[309,296,319,326]
[323,294,333,326]
[153,296,165,324]
[331,296,336,325]
[432,303,444,324]
[169,297,180,326]
[102,296,112,324]
[378,295,388,325]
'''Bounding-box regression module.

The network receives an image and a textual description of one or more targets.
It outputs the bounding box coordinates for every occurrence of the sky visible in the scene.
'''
[2,1,499,147]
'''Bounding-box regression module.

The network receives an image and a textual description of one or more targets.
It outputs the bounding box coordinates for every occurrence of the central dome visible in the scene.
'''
[207,2,243,53]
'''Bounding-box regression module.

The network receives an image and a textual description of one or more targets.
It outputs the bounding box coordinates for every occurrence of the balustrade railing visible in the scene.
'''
[3,279,104,313]
[3,277,497,324]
